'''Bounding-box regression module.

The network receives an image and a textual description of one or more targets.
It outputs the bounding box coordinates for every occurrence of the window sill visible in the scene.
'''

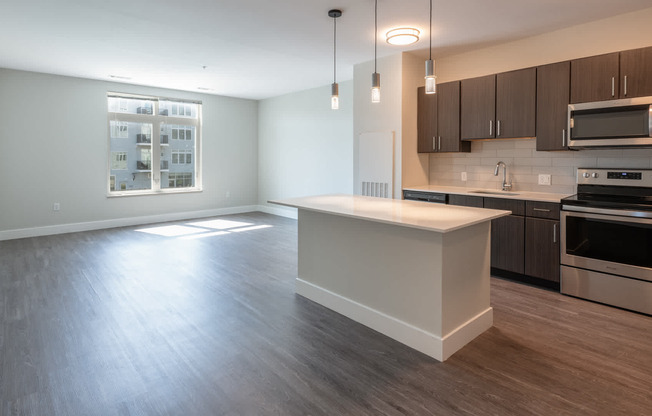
[107,187,203,198]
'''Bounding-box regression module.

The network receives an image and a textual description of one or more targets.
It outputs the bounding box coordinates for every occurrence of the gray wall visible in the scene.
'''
[0,69,258,235]
[258,81,354,217]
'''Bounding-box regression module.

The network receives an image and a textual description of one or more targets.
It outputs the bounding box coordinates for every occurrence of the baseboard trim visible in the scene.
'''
[441,307,493,361]
[0,205,260,241]
[257,204,298,219]
[296,278,492,362]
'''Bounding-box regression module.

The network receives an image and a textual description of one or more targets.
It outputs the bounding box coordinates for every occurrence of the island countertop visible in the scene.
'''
[270,194,511,233]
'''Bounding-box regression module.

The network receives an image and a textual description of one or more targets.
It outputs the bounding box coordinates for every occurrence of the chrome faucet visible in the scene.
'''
[494,161,512,191]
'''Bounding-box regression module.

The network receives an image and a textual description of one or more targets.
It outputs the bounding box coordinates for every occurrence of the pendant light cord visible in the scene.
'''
[374,0,378,73]
[333,15,337,83]
[429,0,432,60]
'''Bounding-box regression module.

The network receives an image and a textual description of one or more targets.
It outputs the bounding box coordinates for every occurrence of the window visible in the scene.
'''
[111,152,127,170]
[107,94,201,194]
[168,172,193,188]
[110,121,128,138]
[172,150,192,164]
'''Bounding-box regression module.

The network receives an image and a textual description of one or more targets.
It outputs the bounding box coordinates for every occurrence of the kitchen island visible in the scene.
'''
[270,194,510,361]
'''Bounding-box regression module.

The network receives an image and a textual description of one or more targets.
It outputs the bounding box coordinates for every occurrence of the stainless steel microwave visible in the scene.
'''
[568,96,652,148]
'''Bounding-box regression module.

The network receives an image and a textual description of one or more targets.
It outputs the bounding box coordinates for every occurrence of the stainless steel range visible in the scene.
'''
[561,168,652,315]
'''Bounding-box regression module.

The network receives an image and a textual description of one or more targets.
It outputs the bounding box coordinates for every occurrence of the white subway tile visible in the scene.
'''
[514,139,536,149]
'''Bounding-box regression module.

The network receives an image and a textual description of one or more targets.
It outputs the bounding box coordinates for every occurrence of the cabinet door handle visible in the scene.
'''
[562,129,566,147]
[432,136,436,151]
[553,223,557,243]
[533,208,551,212]
[489,120,493,136]
[624,75,628,96]
[438,136,441,151]
[611,76,615,97]
[497,120,501,137]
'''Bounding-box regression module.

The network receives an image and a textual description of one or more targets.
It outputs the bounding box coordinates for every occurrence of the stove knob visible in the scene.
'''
[592,172,599,178]
[583,172,590,178]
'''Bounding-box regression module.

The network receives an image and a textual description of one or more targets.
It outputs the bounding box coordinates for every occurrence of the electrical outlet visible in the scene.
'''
[225,191,231,198]
[461,172,467,182]
[53,202,60,211]
[538,174,551,186]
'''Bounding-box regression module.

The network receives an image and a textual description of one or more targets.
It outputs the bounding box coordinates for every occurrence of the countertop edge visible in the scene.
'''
[403,186,571,203]
[269,196,511,234]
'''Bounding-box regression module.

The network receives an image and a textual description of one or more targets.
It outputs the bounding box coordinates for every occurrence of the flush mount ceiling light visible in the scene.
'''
[329,9,342,110]
[425,0,436,94]
[385,28,420,45]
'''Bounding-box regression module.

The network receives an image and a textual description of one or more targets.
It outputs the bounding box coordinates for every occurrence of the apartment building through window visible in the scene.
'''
[107,93,201,194]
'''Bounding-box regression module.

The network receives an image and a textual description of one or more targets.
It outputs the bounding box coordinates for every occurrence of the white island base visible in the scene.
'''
[272,195,509,362]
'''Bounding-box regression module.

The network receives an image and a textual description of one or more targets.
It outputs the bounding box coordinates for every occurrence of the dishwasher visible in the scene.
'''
[402,190,448,204]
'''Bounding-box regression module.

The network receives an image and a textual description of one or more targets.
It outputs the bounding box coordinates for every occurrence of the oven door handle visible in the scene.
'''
[562,204,652,219]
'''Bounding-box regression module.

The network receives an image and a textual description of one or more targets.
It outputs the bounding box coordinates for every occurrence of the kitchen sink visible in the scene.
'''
[468,190,520,196]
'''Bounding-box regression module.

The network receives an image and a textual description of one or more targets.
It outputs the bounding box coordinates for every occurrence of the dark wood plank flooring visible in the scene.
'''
[1,212,651,415]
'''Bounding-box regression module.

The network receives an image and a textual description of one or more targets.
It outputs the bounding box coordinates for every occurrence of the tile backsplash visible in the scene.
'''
[429,139,652,194]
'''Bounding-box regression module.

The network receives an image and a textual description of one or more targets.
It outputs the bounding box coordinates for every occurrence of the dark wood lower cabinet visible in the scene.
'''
[448,194,483,207]
[491,215,525,274]
[525,217,560,283]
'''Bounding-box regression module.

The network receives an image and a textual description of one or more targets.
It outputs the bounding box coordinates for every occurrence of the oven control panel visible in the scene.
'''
[606,172,642,180]
[577,168,652,186]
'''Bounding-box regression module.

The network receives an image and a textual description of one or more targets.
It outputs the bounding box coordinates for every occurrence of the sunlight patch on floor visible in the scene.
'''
[135,218,273,239]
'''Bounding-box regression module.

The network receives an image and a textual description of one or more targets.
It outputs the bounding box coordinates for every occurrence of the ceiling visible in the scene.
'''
[1,0,650,100]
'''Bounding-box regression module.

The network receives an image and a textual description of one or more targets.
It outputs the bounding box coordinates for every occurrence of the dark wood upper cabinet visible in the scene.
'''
[619,46,652,98]
[461,75,496,140]
[496,68,537,139]
[570,52,620,103]
[438,81,470,153]
[461,69,535,140]
[417,82,469,153]
[417,86,437,153]
[536,61,571,151]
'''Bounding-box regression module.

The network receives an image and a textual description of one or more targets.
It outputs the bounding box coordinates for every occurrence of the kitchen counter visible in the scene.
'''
[403,185,572,203]
[270,194,511,362]
[270,194,510,233]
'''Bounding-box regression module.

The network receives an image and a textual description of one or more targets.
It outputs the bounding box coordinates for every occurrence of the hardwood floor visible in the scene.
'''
[1,212,651,415]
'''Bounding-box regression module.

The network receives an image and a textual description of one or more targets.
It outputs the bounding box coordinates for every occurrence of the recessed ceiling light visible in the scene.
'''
[386,28,420,45]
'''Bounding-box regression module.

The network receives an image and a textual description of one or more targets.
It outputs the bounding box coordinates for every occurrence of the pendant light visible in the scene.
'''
[329,9,342,110]
[425,0,436,94]
[371,0,381,103]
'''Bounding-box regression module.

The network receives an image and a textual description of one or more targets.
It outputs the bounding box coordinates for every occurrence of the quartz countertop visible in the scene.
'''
[270,194,511,233]
[403,185,572,203]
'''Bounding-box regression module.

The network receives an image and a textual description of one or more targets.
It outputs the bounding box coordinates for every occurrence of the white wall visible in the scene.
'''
[425,7,652,194]
[0,69,259,238]
[257,81,354,217]
[353,54,404,198]
[435,7,652,83]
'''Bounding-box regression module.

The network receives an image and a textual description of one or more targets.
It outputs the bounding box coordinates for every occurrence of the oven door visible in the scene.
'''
[561,207,652,282]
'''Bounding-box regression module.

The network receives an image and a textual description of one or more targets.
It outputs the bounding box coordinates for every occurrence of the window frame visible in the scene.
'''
[106,92,202,197]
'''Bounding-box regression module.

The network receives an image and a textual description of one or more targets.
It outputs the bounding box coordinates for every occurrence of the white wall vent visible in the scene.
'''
[358,131,394,199]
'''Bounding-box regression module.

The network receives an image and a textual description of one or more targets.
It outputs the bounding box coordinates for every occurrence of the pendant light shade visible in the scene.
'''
[371,0,380,103]
[425,59,436,94]
[371,72,381,103]
[331,82,339,110]
[425,0,436,94]
[329,9,342,110]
